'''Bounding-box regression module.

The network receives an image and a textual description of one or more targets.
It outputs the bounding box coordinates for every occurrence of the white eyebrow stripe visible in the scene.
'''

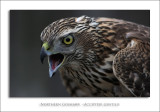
[57,26,87,38]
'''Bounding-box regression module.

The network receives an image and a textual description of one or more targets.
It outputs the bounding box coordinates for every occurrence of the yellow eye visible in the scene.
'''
[63,35,74,45]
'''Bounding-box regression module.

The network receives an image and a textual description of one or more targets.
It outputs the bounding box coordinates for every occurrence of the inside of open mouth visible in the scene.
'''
[49,53,64,70]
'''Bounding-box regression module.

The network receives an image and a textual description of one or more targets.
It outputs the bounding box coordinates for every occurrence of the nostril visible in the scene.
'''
[47,47,50,50]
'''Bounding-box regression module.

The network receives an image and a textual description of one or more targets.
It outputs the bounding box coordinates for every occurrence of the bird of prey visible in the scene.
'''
[40,15,150,97]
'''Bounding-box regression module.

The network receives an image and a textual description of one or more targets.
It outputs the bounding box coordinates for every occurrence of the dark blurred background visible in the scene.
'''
[10,10,150,97]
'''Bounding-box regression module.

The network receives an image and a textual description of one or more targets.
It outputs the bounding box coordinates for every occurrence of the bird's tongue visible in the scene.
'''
[52,59,60,70]
[49,53,64,71]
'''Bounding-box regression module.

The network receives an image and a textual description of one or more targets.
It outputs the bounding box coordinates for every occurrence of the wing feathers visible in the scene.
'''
[113,39,150,97]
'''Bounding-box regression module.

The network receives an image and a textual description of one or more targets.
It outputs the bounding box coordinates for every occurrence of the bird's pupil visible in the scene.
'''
[66,38,70,42]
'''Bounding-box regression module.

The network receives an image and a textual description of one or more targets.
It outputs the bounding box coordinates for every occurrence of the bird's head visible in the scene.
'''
[40,15,99,77]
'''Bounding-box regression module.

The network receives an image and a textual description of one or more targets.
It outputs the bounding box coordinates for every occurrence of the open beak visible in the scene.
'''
[40,46,65,77]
